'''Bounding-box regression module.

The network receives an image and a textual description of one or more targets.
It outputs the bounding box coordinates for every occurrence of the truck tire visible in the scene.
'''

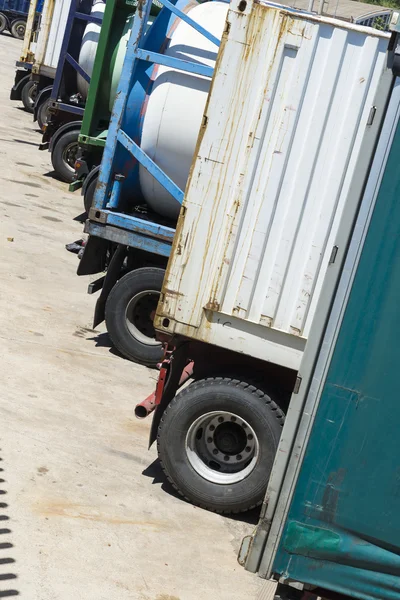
[36,97,50,131]
[51,129,80,183]
[105,267,164,367]
[10,19,26,39]
[83,175,97,214]
[157,377,285,513]
[0,13,7,34]
[21,80,37,113]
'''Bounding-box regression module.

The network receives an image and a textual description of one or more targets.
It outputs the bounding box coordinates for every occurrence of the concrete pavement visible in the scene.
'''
[0,32,265,600]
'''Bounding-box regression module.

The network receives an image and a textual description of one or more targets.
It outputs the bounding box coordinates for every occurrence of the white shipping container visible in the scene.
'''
[32,0,71,79]
[155,0,390,372]
[20,0,41,63]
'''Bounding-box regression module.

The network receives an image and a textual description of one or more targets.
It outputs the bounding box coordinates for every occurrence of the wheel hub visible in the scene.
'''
[186,411,259,484]
[125,289,160,345]
[63,142,78,170]
[212,421,248,455]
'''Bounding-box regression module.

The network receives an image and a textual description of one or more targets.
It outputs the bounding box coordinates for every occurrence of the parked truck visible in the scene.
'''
[11,0,77,117]
[78,0,393,513]
[77,0,228,365]
[34,0,104,135]
[70,0,162,205]
[0,0,42,39]
[46,0,161,187]
[9,0,44,111]
[239,17,400,596]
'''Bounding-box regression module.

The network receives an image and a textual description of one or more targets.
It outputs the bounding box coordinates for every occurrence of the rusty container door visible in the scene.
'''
[155,0,390,372]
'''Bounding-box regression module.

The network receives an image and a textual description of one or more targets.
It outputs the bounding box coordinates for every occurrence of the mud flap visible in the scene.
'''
[92,245,126,328]
[10,70,30,100]
[149,343,191,447]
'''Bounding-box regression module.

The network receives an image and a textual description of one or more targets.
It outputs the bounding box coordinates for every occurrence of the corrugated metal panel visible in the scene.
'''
[155,0,389,371]
[34,0,70,73]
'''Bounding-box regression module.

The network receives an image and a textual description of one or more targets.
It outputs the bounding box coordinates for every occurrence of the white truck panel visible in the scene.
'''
[155,0,389,371]
[20,0,41,62]
[33,0,71,78]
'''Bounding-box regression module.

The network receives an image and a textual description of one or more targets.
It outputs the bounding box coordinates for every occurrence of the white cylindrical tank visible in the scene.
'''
[78,6,154,109]
[77,0,106,99]
[138,1,229,221]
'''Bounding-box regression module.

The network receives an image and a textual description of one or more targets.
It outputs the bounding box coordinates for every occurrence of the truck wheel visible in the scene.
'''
[51,129,80,183]
[36,97,50,131]
[21,80,37,113]
[157,377,285,513]
[0,13,7,34]
[83,175,97,214]
[105,267,164,367]
[10,19,26,39]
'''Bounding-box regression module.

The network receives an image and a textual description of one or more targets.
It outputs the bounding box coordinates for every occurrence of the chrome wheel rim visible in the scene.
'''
[15,23,25,38]
[186,411,259,484]
[125,289,160,345]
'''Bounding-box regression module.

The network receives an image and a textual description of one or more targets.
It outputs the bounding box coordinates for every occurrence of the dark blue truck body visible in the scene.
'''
[0,0,44,40]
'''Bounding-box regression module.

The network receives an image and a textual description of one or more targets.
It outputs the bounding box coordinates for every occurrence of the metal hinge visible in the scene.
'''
[367,106,377,127]
[329,245,338,264]
[293,376,302,394]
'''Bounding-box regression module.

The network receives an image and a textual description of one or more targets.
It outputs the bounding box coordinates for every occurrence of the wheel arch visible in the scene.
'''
[149,340,298,447]
[33,85,53,122]
[49,120,82,154]
[82,164,100,196]
[10,72,30,100]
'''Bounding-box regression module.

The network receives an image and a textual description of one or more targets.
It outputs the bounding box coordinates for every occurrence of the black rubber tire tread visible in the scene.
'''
[37,97,50,131]
[21,80,37,113]
[0,13,7,34]
[105,267,164,367]
[83,175,97,214]
[51,129,79,183]
[157,377,285,514]
[10,19,25,39]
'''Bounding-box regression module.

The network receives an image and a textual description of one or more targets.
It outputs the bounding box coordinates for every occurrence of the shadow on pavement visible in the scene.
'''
[142,459,184,503]
[0,451,19,597]
[142,458,262,524]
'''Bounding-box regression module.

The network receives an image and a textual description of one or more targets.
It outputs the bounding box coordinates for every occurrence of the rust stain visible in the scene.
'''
[205,300,220,311]
[35,500,169,530]
[162,288,184,298]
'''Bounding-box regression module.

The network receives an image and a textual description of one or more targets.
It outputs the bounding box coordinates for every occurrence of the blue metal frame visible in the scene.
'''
[89,0,222,256]
[49,0,103,117]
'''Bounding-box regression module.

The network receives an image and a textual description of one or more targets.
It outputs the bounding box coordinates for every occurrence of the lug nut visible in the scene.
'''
[224,455,230,461]
[236,454,242,460]
[245,446,251,452]
[218,416,224,423]
[247,434,253,440]
[207,437,213,443]
[230,416,236,422]
[213,449,218,455]
[209,425,215,431]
